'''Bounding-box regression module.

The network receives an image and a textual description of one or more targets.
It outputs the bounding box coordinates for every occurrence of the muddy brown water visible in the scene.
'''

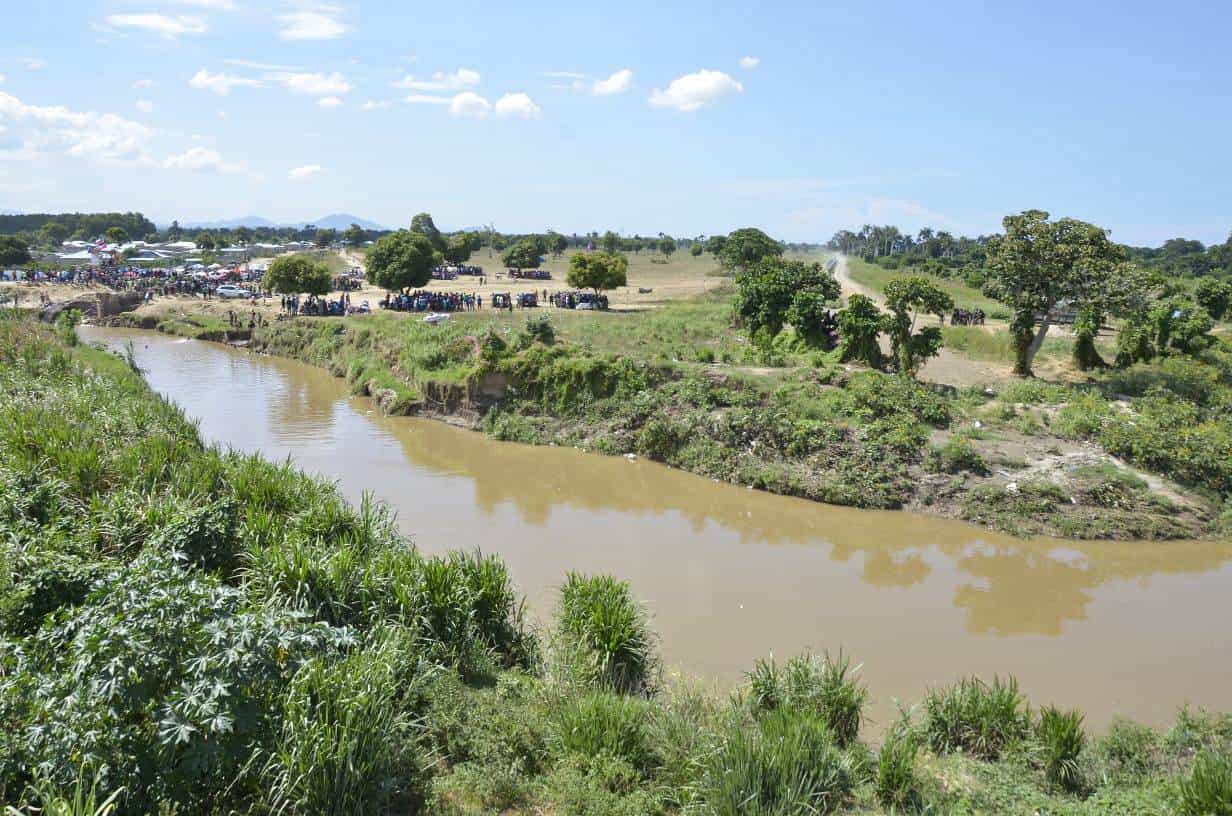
[81,326,1232,732]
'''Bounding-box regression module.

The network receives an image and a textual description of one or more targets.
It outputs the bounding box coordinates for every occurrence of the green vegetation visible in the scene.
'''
[264,253,332,296]
[1,314,1230,814]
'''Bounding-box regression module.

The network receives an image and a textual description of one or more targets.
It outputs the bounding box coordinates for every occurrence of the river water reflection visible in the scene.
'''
[82,326,1232,730]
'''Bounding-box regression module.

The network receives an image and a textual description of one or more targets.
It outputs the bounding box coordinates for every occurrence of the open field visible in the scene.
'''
[845,257,1006,315]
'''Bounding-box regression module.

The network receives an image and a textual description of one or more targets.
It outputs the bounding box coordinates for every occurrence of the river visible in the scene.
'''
[81,326,1232,731]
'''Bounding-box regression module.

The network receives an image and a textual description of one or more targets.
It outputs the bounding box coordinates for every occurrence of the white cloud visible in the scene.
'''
[739,56,760,69]
[869,199,948,224]
[0,91,150,162]
[719,178,830,197]
[189,68,262,95]
[278,7,350,40]
[133,78,155,89]
[591,69,632,96]
[543,71,586,80]
[393,68,480,92]
[317,95,342,108]
[449,92,491,118]
[649,70,743,112]
[405,94,450,105]
[273,71,351,96]
[360,100,391,111]
[225,59,300,71]
[170,0,237,9]
[0,75,5,84]
[103,13,208,37]
[494,92,541,119]
[135,100,155,113]
[289,164,322,180]
[18,57,47,70]
[162,146,244,173]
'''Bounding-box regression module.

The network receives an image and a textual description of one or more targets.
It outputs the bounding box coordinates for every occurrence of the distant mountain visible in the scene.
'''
[311,213,389,231]
[179,216,281,230]
[172,214,389,231]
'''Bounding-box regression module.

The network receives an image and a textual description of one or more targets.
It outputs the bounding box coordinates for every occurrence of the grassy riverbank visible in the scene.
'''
[3,313,1231,815]
[113,282,1231,540]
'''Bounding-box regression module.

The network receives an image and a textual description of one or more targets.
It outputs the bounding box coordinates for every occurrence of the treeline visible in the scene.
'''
[1127,236,1232,279]
[0,212,157,247]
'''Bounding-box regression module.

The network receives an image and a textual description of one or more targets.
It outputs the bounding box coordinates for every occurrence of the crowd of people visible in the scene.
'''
[281,293,367,317]
[381,291,482,312]
[949,308,987,326]
[432,265,485,281]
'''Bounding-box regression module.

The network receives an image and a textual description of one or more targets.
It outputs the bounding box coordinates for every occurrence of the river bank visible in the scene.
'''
[6,313,1231,814]
[105,292,1225,542]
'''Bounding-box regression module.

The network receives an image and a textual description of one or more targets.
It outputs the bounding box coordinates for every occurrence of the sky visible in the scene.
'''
[0,0,1229,246]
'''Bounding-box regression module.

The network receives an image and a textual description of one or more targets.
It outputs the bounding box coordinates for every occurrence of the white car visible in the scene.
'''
[216,285,250,299]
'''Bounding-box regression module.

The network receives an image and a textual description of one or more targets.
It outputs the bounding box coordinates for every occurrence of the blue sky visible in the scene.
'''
[0,0,1228,245]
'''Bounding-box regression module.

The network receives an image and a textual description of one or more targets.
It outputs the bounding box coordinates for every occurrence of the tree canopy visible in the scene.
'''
[444,233,473,265]
[733,257,840,345]
[566,251,628,293]
[0,236,32,267]
[503,239,542,270]
[105,227,128,245]
[985,210,1127,376]
[343,223,365,247]
[659,236,677,261]
[1195,277,1232,321]
[366,230,441,292]
[264,255,332,296]
[883,276,953,377]
[719,228,783,272]
[410,212,446,252]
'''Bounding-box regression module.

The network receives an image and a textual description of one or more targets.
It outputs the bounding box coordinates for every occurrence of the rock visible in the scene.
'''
[1006,482,1019,494]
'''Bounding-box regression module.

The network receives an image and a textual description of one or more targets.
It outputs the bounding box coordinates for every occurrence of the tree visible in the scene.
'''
[313,228,337,248]
[503,239,542,270]
[837,294,885,368]
[567,251,628,294]
[660,236,677,261]
[105,226,128,245]
[168,220,182,241]
[690,243,704,257]
[1195,277,1232,321]
[234,226,253,246]
[882,276,953,377]
[984,210,1126,376]
[1152,296,1214,355]
[600,231,621,255]
[264,255,332,296]
[366,230,440,293]
[719,227,783,272]
[547,231,568,258]
[410,212,446,252]
[705,234,728,256]
[196,232,217,252]
[344,223,365,247]
[38,221,69,249]
[444,233,473,265]
[0,236,32,267]
[733,257,841,344]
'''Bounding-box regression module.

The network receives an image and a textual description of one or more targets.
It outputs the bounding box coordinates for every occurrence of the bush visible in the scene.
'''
[923,676,1030,760]
[551,692,655,774]
[694,708,855,815]
[1179,750,1232,816]
[926,436,989,475]
[1037,705,1085,792]
[744,652,867,747]
[875,726,921,810]
[1098,717,1161,780]
[556,573,656,694]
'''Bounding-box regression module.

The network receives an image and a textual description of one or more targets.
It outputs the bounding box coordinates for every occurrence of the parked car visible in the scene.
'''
[216,285,250,299]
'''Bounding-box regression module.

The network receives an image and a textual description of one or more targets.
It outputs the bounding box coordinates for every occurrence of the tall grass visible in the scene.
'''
[1037,705,1086,792]
[923,676,1030,759]
[4,767,123,816]
[556,573,656,694]
[549,692,655,773]
[875,726,921,810]
[1179,750,1232,816]
[744,652,867,747]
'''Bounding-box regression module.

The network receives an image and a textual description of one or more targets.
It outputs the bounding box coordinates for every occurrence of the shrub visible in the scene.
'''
[923,676,1030,760]
[1098,717,1161,780]
[875,726,921,810]
[1037,705,1085,792]
[556,573,656,694]
[693,709,855,815]
[743,652,867,747]
[926,436,989,475]
[551,692,655,773]
[1179,750,1232,816]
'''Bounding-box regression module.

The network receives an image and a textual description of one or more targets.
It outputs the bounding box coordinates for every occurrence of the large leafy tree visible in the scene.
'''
[0,235,32,267]
[1195,277,1232,321]
[567,251,628,293]
[733,257,840,345]
[719,228,783,272]
[660,236,677,261]
[343,222,365,247]
[105,226,128,245]
[547,231,568,257]
[882,276,953,377]
[503,239,542,270]
[196,232,217,252]
[985,210,1127,376]
[264,255,332,296]
[600,231,621,255]
[704,234,727,256]
[444,233,473,265]
[366,230,440,292]
[410,212,446,252]
[37,221,69,249]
